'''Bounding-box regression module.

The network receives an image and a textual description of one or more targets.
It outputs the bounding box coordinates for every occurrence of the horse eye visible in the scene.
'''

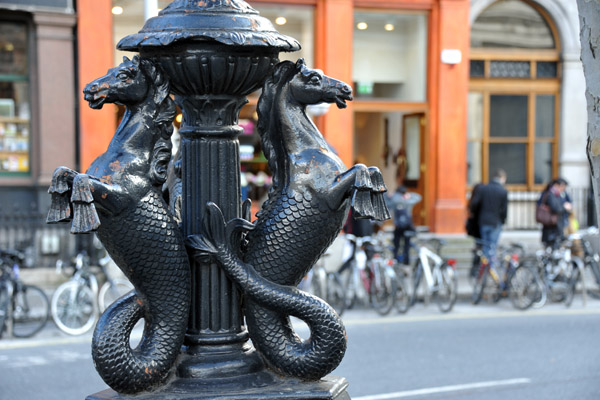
[310,75,321,84]
[117,72,129,80]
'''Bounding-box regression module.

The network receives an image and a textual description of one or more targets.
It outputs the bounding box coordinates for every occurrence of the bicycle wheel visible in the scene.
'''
[342,264,357,311]
[369,263,397,316]
[98,279,133,312]
[472,264,487,305]
[12,284,50,338]
[409,261,423,307]
[326,273,346,316]
[0,282,10,338]
[394,268,410,314]
[508,266,541,310]
[51,281,97,335]
[564,263,581,308]
[435,263,457,313]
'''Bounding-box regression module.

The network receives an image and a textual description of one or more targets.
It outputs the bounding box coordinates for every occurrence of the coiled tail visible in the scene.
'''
[92,291,185,394]
[186,203,347,380]
[91,191,190,394]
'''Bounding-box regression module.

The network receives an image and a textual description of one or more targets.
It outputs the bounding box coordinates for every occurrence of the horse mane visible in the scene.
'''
[138,57,176,186]
[257,60,299,189]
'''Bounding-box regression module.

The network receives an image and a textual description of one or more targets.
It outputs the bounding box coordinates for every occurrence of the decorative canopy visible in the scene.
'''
[117,0,301,52]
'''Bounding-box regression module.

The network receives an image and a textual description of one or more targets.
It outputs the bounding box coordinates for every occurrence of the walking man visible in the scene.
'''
[469,169,508,265]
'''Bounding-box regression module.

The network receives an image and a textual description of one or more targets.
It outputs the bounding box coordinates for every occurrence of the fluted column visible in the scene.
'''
[177,96,246,344]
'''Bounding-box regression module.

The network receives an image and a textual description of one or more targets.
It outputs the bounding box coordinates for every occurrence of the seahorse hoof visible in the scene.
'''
[368,167,387,192]
[49,168,72,194]
[351,190,376,219]
[47,193,72,223]
[353,165,373,190]
[71,175,95,203]
[71,202,101,233]
[371,191,391,221]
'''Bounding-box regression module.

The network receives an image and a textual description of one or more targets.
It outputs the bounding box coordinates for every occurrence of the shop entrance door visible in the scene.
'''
[402,113,426,226]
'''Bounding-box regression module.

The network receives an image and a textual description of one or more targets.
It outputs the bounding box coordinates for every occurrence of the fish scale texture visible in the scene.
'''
[92,189,190,394]
[241,188,349,379]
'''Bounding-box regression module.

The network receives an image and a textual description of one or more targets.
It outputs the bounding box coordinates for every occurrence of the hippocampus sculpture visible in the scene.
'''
[188,59,390,380]
[46,56,190,394]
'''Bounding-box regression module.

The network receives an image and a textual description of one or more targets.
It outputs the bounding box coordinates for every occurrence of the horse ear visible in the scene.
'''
[296,58,306,68]
[132,55,140,65]
[123,56,130,63]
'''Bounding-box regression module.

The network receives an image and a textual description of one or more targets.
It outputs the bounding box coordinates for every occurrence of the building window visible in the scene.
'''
[0,19,30,175]
[253,4,314,67]
[353,10,428,101]
[468,0,559,189]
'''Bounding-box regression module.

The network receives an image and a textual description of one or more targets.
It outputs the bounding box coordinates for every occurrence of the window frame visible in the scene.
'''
[468,66,560,191]
[0,13,34,177]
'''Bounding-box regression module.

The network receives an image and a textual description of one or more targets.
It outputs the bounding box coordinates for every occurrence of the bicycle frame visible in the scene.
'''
[417,245,443,291]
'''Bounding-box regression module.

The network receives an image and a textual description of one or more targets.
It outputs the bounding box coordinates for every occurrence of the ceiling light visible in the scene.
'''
[275,16,287,25]
[357,22,368,30]
[384,24,395,31]
[111,6,124,15]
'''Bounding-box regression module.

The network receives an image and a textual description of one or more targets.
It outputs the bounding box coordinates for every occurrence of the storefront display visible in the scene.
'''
[0,20,30,174]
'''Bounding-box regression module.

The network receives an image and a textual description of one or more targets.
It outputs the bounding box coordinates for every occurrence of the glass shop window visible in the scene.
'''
[353,11,428,102]
[0,20,30,175]
[253,4,315,67]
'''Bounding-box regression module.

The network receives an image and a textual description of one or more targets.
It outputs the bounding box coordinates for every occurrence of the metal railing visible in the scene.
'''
[505,187,595,230]
[0,206,87,268]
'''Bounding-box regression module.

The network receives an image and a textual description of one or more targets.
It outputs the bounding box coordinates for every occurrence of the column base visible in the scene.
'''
[86,374,350,400]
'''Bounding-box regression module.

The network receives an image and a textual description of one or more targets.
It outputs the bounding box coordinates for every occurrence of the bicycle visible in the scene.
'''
[299,234,351,316]
[472,242,543,310]
[573,228,600,300]
[51,250,133,335]
[408,235,457,313]
[372,231,409,314]
[0,249,50,338]
[342,234,398,315]
[527,241,582,308]
[557,228,600,306]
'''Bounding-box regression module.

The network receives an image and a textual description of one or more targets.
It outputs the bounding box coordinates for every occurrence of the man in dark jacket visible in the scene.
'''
[469,169,508,266]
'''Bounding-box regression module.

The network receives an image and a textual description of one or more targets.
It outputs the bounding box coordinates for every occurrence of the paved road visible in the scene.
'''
[0,300,599,400]
[334,304,600,399]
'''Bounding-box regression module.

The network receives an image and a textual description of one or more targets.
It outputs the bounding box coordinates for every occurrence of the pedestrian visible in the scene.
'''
[555,177,573,235]
[387,185,422,264]
[538,178,571,249]
[468,169,508,266]
[466,183,483,278]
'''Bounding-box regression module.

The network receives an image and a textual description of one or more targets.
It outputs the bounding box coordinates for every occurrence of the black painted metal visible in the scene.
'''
[47,0,390,397]
[187,59,389,380]
[47,55,190,394]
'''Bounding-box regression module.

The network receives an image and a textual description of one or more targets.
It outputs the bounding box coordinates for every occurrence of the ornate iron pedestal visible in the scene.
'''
[47,0,389,398]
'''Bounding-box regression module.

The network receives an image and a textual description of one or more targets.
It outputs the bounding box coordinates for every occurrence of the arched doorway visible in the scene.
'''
[468,0,560,190]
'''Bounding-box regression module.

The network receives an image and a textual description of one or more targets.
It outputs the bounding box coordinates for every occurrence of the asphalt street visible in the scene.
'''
[0,300,599,400]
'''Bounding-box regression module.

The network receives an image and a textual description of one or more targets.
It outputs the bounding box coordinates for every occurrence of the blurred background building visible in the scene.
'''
[0,0,591,262]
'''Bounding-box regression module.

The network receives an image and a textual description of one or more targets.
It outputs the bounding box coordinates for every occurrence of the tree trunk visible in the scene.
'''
[578,0,600,220]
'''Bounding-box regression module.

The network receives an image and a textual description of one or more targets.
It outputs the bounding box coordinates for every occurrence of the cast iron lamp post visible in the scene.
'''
[86,0,357,398]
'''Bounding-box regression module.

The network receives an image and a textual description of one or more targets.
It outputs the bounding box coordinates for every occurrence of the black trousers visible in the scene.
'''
[393,227,412,265]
